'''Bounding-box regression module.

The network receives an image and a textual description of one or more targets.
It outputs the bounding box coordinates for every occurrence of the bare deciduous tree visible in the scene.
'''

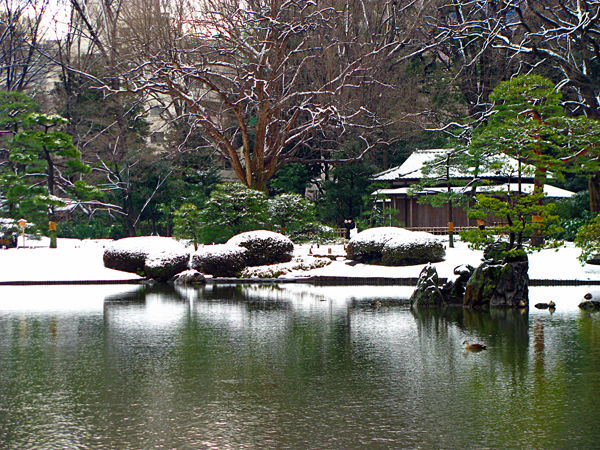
[112,0,397,192]
[0,0,57,92]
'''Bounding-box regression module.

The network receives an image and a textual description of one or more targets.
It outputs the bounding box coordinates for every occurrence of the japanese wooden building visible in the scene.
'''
[371,149,575,230]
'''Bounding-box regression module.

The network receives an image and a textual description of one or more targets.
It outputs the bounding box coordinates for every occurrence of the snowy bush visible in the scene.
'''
[381,232,445,266]
[191,244,247,277]
[347,227,445,266]
[103,236,189,276]
[227,230,294,266]
[144,250,191,281]
[346,227,413,263]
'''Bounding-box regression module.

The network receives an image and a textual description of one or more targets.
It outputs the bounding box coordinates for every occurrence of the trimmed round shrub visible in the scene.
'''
[144,250,191,281]
[346,227,413,263]
[381,232,445,266]
[191,244,247,277]
[103,236,187,275]
[227,230,294,266]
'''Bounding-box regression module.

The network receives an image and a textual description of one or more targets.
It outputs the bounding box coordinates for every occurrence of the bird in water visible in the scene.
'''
[369,301,382,309]
[462,340,486,351]
[535,300,556,310]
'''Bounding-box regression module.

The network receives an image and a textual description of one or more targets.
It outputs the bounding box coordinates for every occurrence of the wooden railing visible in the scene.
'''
[404,226,477,235]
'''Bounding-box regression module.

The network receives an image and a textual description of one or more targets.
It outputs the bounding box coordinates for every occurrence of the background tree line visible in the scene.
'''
[0,0,599,244]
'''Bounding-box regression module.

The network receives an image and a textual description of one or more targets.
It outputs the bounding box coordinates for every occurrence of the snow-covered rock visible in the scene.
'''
[227,230,294,266]
[347,227,445,266]
[191,244,247,277]
[169,269,206,285]
[103,236,189,277]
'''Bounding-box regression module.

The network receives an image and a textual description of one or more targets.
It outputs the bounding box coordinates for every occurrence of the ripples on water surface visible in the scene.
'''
[1,283,600,449]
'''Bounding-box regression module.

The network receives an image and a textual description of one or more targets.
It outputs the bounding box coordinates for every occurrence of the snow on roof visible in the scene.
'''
[372,149,534,182]
[373,183,574,198]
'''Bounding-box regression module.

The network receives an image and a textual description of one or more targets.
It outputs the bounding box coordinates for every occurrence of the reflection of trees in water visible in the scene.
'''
[411,306,530,368]
[411,307,529,345]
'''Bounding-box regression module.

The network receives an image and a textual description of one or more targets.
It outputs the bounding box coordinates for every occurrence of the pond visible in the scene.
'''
[1,283,600,450]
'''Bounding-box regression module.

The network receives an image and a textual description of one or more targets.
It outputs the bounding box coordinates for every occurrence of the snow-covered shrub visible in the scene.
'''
[191,244,247,277]
[103,236,187,275]
[346,227,413,263]
[144,249,191,281]
[381,232,445,266]
[347,227,444,266]
[227,230,294,266]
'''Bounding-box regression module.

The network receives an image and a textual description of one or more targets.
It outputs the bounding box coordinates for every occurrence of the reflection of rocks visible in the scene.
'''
[579,300,600,312]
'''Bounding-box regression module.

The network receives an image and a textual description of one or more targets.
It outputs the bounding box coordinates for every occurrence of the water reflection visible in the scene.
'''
[1,284,600,449]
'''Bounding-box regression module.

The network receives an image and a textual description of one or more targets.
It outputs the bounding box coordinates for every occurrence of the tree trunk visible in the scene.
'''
[590,173,600,213]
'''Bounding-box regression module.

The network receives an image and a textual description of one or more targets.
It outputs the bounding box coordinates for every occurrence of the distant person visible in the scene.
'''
[343,218,356,240]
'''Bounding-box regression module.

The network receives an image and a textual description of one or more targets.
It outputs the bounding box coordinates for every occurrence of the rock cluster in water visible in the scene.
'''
[411,242,529,309]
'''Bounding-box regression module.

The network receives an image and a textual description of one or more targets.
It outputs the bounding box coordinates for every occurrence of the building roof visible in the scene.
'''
[373,183,575,198]
[372,149,534,182]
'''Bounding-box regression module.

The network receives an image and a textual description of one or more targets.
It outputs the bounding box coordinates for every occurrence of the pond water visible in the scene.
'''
[1,283,600,450]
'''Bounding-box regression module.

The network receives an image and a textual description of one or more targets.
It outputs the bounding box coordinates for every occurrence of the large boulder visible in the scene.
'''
[103,236,190,280]
[169,269,206,285]
[463,254,529,308]
[410,263,472,308]
[227,230,294,266]
[410,263,445,307]
[191,244,247,277]
[347,227,445,266]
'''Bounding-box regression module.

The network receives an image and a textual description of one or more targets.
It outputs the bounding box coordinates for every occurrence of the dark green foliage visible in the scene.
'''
[198,183,269,243]
[0,91,38,132]
[267,193,320,241]
[317,159,377,227]
[459,192,562,254]
[575,213,600,263]
[58,213,127,240]
[173,203,203,250]
[0,106,97,234]
[268,163,318,196]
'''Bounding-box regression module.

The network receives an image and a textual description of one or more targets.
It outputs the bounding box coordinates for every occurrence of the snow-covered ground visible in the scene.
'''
[1,236,599,283]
